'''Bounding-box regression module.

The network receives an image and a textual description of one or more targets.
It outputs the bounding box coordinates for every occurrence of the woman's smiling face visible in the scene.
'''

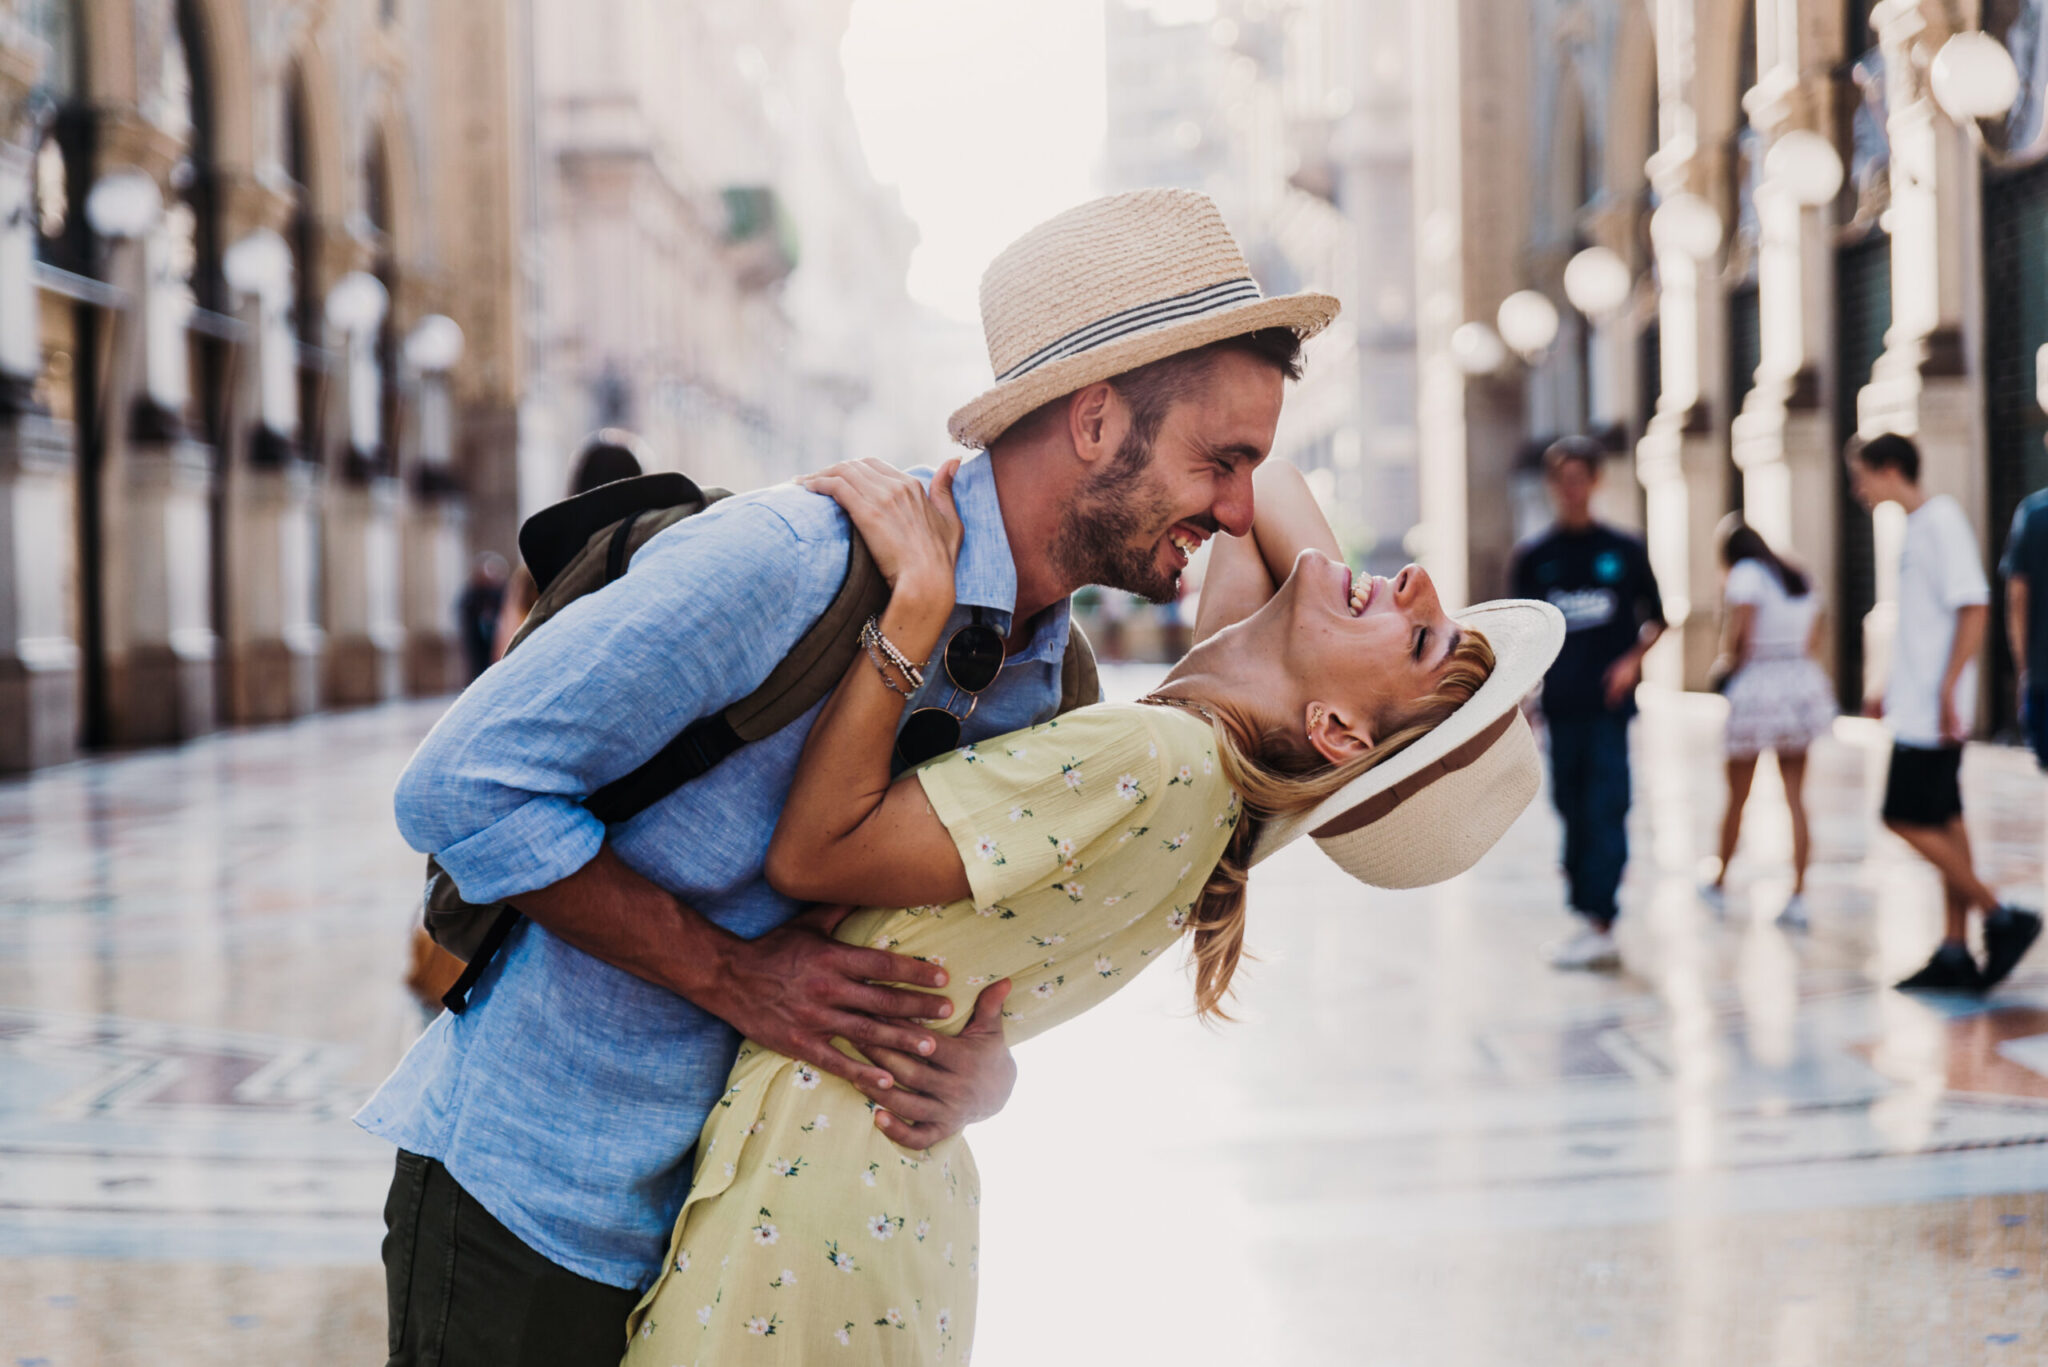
[1256,550,1465,760]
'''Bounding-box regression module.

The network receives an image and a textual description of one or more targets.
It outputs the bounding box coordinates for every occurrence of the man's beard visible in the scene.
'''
[1049,427,1196,604]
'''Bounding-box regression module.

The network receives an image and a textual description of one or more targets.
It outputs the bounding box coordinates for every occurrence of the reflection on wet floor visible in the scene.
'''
[4,677,2048,1364]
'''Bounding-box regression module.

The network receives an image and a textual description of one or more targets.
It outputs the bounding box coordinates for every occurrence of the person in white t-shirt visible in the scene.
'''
[1847,433,2040,992]
[1702,516,1836,928]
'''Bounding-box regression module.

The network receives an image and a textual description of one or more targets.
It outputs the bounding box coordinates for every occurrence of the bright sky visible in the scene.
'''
[840,0,1111,324]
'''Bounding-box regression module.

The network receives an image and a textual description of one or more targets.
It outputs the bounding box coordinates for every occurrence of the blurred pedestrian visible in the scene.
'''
[1511,436,1666,970]
[491,428,647,660]
[1701,515,1835,928]
[1999,481,2048,768]
[1846,432,2040,992]
[456,551,508,682]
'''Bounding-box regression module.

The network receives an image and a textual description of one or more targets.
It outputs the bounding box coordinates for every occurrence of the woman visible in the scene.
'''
[1702,515,1835,928]
[622,459,1551,1364]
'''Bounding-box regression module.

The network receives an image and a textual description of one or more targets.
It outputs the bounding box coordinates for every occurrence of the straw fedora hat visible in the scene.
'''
[948,188,1341,449]
[1250,599,1566,888]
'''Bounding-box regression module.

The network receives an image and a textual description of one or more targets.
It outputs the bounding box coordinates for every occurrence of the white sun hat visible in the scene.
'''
[1250,599,1566,888]
[947,188,1341,449]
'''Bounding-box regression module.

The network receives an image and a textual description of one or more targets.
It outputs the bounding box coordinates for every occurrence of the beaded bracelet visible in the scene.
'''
[860,616,925,695]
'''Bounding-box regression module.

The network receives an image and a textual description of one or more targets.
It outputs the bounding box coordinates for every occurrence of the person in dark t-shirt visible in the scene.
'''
[1510,436,1666,970]
[2000,485,2048,768]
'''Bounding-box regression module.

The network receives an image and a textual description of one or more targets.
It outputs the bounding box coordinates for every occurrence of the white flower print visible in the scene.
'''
[1116,773,1145,801]
[1060,760,1084,790]
[723,1161,737,1179]
[801,1113,830,1132]
[868,1212,903,1241]
[638,1319,652,1339]
[1006,745,1029,760]
[835,1325,853,1345]
[1163,830,1189,852]
[825,1240,859,1273]
[861,1163,879,1187]
[674,1249,690,1272]
[880,1308,906,1328]
[1007,804,1031,822]
[792,1064,820,1090]
[1029,933,1066,948]
[1179,862,1193,881]
[697,1305,714,1327]
[747,1313,779,1336]
[1031,976,1064,999]
[944,1241,956,1266]
[961,744,980,763]
[1203,751,1214,774]
[1051,881,1084,902]
[769,1267,797,1288]
[966,974,988,986]
[915,1218,931,1241]
[1094,954,1119,978]
[973,834,1005,865]
[1102,893,1125,907]
[768,1156,805,1177]
[937,1308,953,1334]
[1052,836,1075,860]
[750,1209,780,1245]
[1166,905,1190,930]
[1172,764,1193,786]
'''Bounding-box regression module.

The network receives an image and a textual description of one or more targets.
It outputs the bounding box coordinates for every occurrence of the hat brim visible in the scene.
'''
[947,291,1342,449]
[1249,599,1566,878]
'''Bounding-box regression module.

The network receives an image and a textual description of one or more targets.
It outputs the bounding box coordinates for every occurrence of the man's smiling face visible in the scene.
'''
[1052,348,1286,603]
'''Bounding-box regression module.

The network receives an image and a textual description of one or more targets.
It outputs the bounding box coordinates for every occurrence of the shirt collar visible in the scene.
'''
[941,453,1072,667]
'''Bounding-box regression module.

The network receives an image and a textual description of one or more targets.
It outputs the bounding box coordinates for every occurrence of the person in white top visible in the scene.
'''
[1847,434,2040,993]
[1702,517,1835,928]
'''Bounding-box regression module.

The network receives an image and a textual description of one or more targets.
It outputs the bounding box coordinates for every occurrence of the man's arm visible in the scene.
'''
[2010,575,2030,702]
[1942,603,1989,742]
[1602,542,1668,708]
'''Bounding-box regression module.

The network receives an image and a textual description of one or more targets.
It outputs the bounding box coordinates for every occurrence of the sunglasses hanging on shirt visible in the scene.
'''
[894,607,1008,768]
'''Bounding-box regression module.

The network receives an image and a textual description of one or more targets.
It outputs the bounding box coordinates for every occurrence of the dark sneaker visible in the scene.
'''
[1896,942,1985,994]
[1982,908,2043,991]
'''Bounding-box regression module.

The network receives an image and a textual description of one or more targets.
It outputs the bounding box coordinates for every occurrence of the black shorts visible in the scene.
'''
[1882,743,1965,827]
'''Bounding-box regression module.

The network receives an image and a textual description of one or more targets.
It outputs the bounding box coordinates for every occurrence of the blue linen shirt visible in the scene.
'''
[355,455,1076,1290]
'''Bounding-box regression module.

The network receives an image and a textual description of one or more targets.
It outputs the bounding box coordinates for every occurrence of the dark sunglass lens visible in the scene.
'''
[895,708,964,767]
[945,626,1006,693]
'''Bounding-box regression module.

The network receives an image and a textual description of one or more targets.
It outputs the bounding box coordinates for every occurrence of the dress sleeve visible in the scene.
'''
[914,704,1170,911]
[1724,559,1770,607]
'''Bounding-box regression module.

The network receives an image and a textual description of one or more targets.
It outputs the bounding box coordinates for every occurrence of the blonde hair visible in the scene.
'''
[1185,627,1497,1020]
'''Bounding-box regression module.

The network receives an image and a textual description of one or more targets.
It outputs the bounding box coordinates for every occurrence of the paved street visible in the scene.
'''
[5,667,2048,1364]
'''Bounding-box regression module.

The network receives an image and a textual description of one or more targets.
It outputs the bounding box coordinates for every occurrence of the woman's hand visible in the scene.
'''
[799,458,963,610]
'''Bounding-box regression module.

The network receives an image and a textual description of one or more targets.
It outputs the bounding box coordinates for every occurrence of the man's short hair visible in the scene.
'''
[1849,431,1921,483]
[1006,327,1304,447]
[1542,435,1605,478]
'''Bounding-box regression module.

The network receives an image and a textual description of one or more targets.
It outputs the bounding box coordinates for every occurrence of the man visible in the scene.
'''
[1999,480,2048,768]
[362,188,1338,1364]
[1510,436,1665,971]
[1847,433,2041,993]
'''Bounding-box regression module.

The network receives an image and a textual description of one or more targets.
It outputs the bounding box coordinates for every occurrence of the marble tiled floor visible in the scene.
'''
[5,674,2048,1364]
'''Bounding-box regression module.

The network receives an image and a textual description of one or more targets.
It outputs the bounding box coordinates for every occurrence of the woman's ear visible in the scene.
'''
[1305,701,1373,765]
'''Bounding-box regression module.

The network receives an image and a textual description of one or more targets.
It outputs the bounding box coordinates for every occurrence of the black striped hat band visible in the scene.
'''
[994,277,1265,383]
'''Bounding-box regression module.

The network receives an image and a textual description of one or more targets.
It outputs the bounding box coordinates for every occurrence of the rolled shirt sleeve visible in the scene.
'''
[394,495,848,905]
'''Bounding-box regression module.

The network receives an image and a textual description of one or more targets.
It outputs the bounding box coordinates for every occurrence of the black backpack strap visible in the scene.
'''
[441,904,522,1013]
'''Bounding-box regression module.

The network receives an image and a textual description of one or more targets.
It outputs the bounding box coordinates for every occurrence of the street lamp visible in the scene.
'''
[1449,321,1507,376]
[1650,192,1723,260]
[84,170,162,241]
[325,271,389,335]
[1562,247,1634,319]
[1496,290,1561,360]
[222,228,291,301]
[404,314,465,373]
[1930,31,2021,124]
[1763,129,1845,206]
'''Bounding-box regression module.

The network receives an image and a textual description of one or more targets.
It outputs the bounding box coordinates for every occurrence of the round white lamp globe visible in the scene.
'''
[1931,31,2021,123]
[1650,192,1724,260]
[1764,129,1845,207]
[1562,247,1634,318]
[405,314,466,373]
[325,271,389,335]
[84,170,163,241]
[222,228,292,300]
[1496,290,1561,359]
[1449,321,1508,376]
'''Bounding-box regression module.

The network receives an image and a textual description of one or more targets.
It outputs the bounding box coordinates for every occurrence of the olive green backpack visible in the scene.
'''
[424,470,1099,1012]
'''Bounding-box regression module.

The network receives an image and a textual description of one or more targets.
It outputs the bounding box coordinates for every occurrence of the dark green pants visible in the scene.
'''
[381,1149,642,1367]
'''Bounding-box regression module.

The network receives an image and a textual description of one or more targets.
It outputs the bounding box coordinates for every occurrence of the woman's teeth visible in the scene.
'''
[1349,578,1371,615]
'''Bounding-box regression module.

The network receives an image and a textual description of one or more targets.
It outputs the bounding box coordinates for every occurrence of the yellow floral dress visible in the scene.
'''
[622,702,1237,1365]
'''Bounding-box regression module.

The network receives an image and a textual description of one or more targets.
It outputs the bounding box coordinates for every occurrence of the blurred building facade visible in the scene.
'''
[0,0,922,774]
[1104,0,1417,573]
[518,0,921,519]
[0,0,527,772]
[1412,0,2048,729]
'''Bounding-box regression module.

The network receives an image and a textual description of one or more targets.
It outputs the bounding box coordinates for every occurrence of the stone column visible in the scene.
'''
[215,180,323,724]
[323,269,404,705]
[1731,0,1845,680]
[403,368,467,695]
[0,29,81,770]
